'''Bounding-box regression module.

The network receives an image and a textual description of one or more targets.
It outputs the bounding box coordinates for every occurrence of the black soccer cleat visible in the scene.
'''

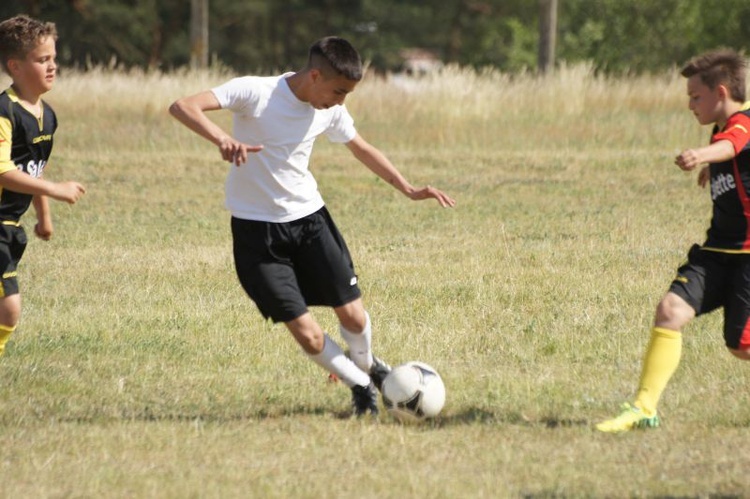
[369,356,392,392]
[351,382,379,417]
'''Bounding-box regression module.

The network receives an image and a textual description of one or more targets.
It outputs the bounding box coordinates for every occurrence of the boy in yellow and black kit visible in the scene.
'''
[0,15,86,355]
[597,49,750,432]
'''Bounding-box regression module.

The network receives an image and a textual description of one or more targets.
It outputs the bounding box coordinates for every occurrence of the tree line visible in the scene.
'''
[2,0,750,74]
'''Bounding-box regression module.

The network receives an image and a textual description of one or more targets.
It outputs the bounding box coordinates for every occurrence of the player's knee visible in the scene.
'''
[339,315,366,334]
[654,293,693,329]
[654,302,676,327]
[0,299,21,327]
[335,302,366,333]
[5,307,19,327]
[291,326,325,354]
[296,335,324,355]
[728,347,750,360]
[285,313,325,354]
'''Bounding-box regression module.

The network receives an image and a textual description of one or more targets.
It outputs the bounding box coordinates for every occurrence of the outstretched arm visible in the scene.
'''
[345,134,456,207]
[0,169,85,204]
[168,91,263,166]
[675,139,735,171]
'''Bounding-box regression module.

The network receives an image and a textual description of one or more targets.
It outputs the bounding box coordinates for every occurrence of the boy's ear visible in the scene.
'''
[309,68,323,83]
[5,58,21,76]
[717,84,730,100]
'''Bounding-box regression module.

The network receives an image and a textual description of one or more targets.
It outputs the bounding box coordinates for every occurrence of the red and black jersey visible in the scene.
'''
[703,107,750,252]
[0,87,57,222]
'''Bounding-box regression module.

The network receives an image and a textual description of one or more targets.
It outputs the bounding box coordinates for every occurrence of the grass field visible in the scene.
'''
[1,64,749,498]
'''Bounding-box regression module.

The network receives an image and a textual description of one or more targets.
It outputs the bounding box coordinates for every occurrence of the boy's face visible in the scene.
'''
[8,35,57,96]
[686,74,723,125]
[307,71,357,109]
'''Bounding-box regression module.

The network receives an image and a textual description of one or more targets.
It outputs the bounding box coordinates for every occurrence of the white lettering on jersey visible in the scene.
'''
[16,159,46,179]
[711,172,736,200]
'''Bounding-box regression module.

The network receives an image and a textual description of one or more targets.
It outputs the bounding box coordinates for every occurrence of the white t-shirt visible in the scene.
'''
[211,73,357,222]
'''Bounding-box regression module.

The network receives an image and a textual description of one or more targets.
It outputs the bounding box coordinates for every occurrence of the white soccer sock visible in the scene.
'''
[339,311,373,372]
[308,334,370,388]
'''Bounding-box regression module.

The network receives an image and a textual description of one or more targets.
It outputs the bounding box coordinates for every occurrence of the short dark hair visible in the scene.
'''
[681,48,747,103]
[307,36,362,81]
[0,15,57,73]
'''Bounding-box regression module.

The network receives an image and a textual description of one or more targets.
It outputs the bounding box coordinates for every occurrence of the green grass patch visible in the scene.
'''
[0,66,748,497]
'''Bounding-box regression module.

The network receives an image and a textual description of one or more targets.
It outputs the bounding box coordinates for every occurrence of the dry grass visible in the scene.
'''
[0,66,748,498]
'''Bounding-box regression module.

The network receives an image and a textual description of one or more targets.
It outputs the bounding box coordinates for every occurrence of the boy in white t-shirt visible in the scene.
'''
[169,37,455,416]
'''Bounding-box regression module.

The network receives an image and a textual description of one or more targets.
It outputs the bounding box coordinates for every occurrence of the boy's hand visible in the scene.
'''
[34,220,53,241]
[675,149,701,171]
[698,165,710,188]
[50,182,86,204]
[408,185,456,208]
[219,137,263,166]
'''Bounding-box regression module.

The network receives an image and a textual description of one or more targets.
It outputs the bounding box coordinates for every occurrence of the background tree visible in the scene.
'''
[190,0,208,69]
[1,0,749,74]
[538,0,557,74]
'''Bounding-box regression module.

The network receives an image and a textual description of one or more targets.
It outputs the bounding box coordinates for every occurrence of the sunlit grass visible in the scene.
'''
[0,65,748,497]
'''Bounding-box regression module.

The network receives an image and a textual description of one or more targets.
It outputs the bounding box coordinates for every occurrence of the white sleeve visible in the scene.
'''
[211,76,258,113]
[325,104,357,143]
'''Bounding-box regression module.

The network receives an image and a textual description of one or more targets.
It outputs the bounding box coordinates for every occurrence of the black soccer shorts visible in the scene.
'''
[0,222,27,297]
[231,207,362,323]
[669,243,750,350]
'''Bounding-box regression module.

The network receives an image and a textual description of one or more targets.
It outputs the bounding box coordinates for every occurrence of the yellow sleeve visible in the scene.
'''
[0,116,16,174]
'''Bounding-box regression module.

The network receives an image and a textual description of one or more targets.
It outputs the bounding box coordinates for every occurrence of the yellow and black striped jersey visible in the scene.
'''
[0,87,57,222]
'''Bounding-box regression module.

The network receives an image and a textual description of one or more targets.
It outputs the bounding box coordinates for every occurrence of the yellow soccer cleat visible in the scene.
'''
[596,403,660,433]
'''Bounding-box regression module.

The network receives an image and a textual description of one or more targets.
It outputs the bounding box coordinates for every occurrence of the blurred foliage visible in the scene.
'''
[1,0,750,73]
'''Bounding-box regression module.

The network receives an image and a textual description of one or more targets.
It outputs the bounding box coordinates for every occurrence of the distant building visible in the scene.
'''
[398,48,443,76]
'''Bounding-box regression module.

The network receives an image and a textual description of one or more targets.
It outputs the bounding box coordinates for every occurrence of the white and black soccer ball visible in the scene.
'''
[381,361,446,422]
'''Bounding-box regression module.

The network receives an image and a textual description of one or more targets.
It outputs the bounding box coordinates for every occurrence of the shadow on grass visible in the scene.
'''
[46,406,590,428]
[368,407,593,429]
[434,408,589,429]
[136,405,339,423]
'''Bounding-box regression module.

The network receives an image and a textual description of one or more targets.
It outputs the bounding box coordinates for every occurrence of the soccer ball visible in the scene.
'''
[381,361,446,422]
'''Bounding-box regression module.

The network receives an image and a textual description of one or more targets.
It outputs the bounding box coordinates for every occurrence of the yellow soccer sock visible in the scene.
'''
[0,324,16,357]
[634,327,682,417]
